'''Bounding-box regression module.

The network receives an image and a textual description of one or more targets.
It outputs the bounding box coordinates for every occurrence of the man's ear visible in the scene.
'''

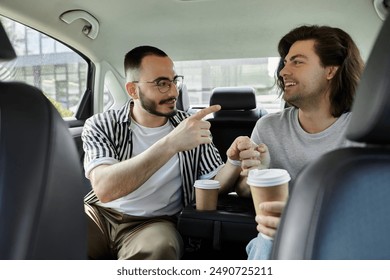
[326,66,339,80]
[125,82,138,99]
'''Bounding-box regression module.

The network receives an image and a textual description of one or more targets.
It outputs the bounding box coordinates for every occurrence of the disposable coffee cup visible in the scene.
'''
[247,169,290,217]
[193,179,220,211]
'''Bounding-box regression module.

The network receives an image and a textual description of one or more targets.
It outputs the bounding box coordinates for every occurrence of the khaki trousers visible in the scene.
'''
[85,203,183,260]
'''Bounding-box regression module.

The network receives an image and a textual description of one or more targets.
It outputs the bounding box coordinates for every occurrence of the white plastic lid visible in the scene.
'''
[247,169,291,187]
[193,179,221,189]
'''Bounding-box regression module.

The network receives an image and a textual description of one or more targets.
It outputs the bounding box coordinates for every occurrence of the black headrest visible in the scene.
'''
[0,21,16,60]
[177,84,190,112]
[210,86,256,110]
[347,15,390,144]
[0,82,87,259]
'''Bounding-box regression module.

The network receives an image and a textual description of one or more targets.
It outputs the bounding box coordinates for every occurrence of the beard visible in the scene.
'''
[283,93,301,108]
[283,82,328,109]
[138,87,177,118]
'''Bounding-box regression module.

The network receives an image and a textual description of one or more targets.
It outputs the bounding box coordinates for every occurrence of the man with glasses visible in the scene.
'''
[81,46,242,259]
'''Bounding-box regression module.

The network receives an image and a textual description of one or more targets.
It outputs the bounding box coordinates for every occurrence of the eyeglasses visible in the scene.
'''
[132,75,184,93]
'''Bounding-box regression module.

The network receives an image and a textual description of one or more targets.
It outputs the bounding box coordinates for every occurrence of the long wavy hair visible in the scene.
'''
[276,25,364,117]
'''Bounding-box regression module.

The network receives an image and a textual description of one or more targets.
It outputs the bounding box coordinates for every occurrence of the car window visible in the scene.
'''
[175,57,282,113]
[0,16,89,118]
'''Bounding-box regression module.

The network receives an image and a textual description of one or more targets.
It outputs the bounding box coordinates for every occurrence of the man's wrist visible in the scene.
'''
[227,157,242,167]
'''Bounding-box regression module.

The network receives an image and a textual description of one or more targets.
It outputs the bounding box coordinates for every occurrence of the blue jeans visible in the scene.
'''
[246,233,273,260]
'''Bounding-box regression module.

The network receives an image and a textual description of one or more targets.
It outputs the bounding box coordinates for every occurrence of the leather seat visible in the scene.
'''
[0,22,87,259]
[208,86,267,161]
[271,14,390,260]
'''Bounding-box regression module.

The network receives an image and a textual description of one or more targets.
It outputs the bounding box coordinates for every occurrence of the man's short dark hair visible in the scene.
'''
[124,46,168,80]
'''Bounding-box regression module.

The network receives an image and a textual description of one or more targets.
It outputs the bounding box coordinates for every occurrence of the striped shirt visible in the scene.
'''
[82,99,224,207]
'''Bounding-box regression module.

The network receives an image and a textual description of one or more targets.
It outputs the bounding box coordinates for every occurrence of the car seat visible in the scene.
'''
[176,84,191,113]
[208,86,267,162]
[0,21,87,259]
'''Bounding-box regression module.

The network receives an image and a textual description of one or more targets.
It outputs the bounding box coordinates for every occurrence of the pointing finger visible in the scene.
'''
[192,105,221,120]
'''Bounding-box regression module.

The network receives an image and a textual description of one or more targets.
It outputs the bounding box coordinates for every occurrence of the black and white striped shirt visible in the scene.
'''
[82,99,224,207]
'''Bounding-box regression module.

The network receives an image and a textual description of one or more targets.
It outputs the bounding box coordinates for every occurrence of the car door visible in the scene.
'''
[0,16,94,170]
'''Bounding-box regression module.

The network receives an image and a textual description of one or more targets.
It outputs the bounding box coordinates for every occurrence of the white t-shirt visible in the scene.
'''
[96,119,182,217]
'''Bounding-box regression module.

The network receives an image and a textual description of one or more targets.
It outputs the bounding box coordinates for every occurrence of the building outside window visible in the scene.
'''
[0,16,88,118]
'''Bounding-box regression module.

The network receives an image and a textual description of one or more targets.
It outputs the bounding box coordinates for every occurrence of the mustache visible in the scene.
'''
[159,97,177,104]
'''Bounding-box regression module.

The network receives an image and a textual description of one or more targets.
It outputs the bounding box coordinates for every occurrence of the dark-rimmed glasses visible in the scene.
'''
[132,75,184,93]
